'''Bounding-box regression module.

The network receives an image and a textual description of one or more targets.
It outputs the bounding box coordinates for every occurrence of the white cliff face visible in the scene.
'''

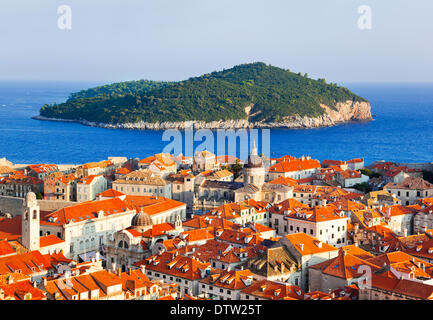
[34,100,372,130]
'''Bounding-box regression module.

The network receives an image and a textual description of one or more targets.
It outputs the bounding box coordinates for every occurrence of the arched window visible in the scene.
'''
[33,210,37,219]
[118,240,129,249]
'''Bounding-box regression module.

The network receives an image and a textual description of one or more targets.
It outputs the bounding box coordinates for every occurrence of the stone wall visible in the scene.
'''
[0,196,75,217]
[397,162,433,172]
[0,195,24,216]
[37,199,76,212]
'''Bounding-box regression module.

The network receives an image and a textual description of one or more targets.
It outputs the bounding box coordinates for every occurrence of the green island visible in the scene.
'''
[39,62,369,125]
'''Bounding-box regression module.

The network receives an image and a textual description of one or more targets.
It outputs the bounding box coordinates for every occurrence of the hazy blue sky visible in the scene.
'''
[1,0,432,83]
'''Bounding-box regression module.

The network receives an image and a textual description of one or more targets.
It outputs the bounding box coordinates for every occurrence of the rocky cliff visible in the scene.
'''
[33,100,372,130]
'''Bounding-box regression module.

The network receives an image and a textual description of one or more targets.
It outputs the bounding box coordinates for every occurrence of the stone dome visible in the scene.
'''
[25,192,37,206]
[131,211,153,231]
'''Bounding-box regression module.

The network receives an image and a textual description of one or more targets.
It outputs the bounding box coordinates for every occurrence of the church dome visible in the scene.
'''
[131,211,153,230]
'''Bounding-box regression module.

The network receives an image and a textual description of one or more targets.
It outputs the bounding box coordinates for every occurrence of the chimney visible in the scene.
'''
[403,229,408,237]
[95,251,100,261]
[299,243,304,251]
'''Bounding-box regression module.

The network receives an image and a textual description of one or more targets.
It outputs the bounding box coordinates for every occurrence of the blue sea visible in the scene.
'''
[0,81,432,165]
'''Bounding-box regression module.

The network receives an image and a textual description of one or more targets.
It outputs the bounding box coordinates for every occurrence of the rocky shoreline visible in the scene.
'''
[33,100,372,131]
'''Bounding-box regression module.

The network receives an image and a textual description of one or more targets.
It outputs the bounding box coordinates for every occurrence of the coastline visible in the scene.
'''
[32,100,373,131]
[32,114,373,130]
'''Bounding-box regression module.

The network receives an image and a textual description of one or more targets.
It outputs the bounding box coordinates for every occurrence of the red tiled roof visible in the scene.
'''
[0,251,52,276]
[96,188,125,198]
[269,159,321,173]
[39,235,65,248]
[241,279,304,300]
[0,240,15,256]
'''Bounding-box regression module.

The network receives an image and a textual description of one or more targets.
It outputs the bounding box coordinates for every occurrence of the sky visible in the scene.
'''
[0,0,432,83]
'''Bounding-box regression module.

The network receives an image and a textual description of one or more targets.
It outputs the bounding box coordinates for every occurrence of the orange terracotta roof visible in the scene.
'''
[96,188,125,198]
[284,233,338,256]
[269,198,309,215]
[268,176,298,187]
[0,240,16,256]
[134,251,214,281]
[269,158,321,173]
[0,279,46,300]
[310,250,379,280]
[0,216,22,241]
[77,174,102,185]
[39,235,65,248]
[200,269,255,290]
[369,274,433,299]
[0,250,52,276]
[115,167,131,175]
[241,279,304,300]
[340,245,374,260]
[42,197,133,226]
[286,204,348,223]
[123,195,185,216]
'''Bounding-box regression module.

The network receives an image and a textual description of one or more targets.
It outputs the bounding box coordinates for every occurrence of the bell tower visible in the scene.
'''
[243,139,265,188]
[22,192,40,251]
